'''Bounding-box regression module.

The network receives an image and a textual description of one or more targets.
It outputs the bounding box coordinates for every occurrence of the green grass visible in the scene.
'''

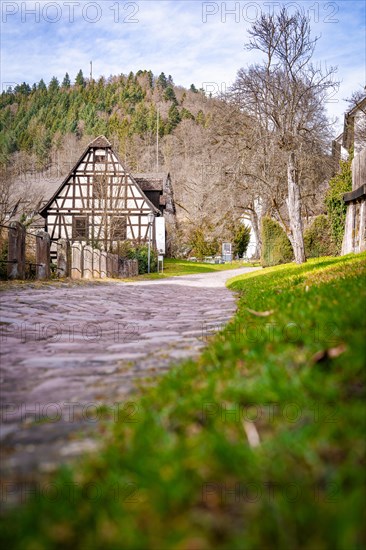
[1,254,365,549]
[128,258,260,280]
[0,259,258,288]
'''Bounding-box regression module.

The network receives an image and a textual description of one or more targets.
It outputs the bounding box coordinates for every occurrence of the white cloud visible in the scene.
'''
[1,0,365,132]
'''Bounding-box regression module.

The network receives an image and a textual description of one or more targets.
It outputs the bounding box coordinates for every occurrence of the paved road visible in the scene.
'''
[0,267,258,493]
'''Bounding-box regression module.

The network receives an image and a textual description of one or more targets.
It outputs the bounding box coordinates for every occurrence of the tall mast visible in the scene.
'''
[156,108,159,171]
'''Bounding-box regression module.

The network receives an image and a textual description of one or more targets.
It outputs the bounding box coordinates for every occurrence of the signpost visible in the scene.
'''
[222,242,232,262]
[158,254,164,273]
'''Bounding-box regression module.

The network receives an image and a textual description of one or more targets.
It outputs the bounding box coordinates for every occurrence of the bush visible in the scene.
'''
[261,217,294,267]
[129,244,157,274]
[233,223,251,257]
[0,236,8,280]
[188,226,219,259]
[111,241,157,274]
[304,215,337,258]
[325,158,352,253]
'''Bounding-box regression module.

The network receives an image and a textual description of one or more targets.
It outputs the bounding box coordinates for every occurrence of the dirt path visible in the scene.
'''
[0,267,258,492]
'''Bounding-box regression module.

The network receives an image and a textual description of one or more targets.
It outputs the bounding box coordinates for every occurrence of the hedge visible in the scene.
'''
[304,214,337,258]
[261,217,294,267]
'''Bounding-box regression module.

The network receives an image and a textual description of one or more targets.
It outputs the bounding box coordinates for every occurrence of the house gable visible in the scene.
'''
[40,136,161,252]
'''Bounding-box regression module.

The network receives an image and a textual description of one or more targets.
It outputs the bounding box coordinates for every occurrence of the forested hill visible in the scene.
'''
[0,69,209,169]
[0,67,332,256]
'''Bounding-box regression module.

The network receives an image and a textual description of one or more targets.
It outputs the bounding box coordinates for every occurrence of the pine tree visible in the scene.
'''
[14,82,31,95]
[165,104,181,133]
[48,76,59,93]
[157,72,168,89]
[38,79,47,92]
[147,70,153,88]
[196,110,205,126]
[75,70,85,87]
[62,72,71,88]
[181,108,194,120]
[164,86,178,104]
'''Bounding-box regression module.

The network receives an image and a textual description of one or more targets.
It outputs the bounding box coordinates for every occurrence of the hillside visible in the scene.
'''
[0,70,209,169]
[0,69,333,255]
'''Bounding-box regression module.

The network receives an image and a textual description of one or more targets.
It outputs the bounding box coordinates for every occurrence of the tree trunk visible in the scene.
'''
[286,151,306,263]
[249,205,261,259]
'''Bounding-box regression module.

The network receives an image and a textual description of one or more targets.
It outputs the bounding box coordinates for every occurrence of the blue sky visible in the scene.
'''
[1,0,365,132]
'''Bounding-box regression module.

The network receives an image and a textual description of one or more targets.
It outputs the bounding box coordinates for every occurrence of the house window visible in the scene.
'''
[73,216,88,240]
[95,151,106,163]
[112,216,127,240]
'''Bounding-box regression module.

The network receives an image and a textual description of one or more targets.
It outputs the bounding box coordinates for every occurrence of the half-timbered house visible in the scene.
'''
[40,136,175,260]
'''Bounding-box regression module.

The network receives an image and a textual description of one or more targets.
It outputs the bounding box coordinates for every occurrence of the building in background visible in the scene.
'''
[39,136,176,261]
[339,97,366,255]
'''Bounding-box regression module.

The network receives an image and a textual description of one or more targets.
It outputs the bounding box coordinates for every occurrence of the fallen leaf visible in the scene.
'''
[246,308,274,317]
[311,344,347,364]
[328,344,347,358]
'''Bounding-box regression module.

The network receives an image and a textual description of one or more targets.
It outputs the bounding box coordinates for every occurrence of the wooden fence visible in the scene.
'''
[0,222,138,281]
[342,148,366,255]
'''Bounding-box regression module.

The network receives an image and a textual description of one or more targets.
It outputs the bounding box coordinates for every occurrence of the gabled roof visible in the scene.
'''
[345,96,366,119]
[88,135,112,148]
[134,173,168,191]
[39,136,161,217]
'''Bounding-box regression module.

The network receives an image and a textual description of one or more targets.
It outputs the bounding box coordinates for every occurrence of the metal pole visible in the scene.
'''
[148,222,151,274]
[156,109,159,172]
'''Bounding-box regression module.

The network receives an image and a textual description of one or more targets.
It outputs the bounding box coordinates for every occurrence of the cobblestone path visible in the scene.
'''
[0,267,258,494]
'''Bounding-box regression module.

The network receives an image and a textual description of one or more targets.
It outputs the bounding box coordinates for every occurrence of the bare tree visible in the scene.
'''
[231,8,338,263]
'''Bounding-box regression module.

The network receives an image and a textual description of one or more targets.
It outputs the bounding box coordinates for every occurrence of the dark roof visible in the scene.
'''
[134,173,167,191]
[88,135,112,148]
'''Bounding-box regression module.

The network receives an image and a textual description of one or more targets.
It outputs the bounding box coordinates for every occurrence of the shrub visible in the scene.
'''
[304,215,337,258]
[0,235,8,280]
[188,226,219,259]
[261,217,294,267]
[233,223,251,257]
[115,240,134,258]
[325,158,352,254]
[112,241,157,274]
[130,244,157,274]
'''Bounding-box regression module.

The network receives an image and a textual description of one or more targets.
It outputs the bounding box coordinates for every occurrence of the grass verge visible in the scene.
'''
[0,254,365,549]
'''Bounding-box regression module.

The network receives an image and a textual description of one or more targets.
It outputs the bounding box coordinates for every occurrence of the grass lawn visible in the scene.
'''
[125,258,260,280]
[0,259,258,289]
[1,253,365,549]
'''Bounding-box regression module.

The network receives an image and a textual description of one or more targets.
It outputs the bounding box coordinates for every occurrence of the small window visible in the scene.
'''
[73,217,88,240]
[95,151,106,163]
[112,216,127,240]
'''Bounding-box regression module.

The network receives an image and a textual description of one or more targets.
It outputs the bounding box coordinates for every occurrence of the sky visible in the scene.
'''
[0,0,365,133]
